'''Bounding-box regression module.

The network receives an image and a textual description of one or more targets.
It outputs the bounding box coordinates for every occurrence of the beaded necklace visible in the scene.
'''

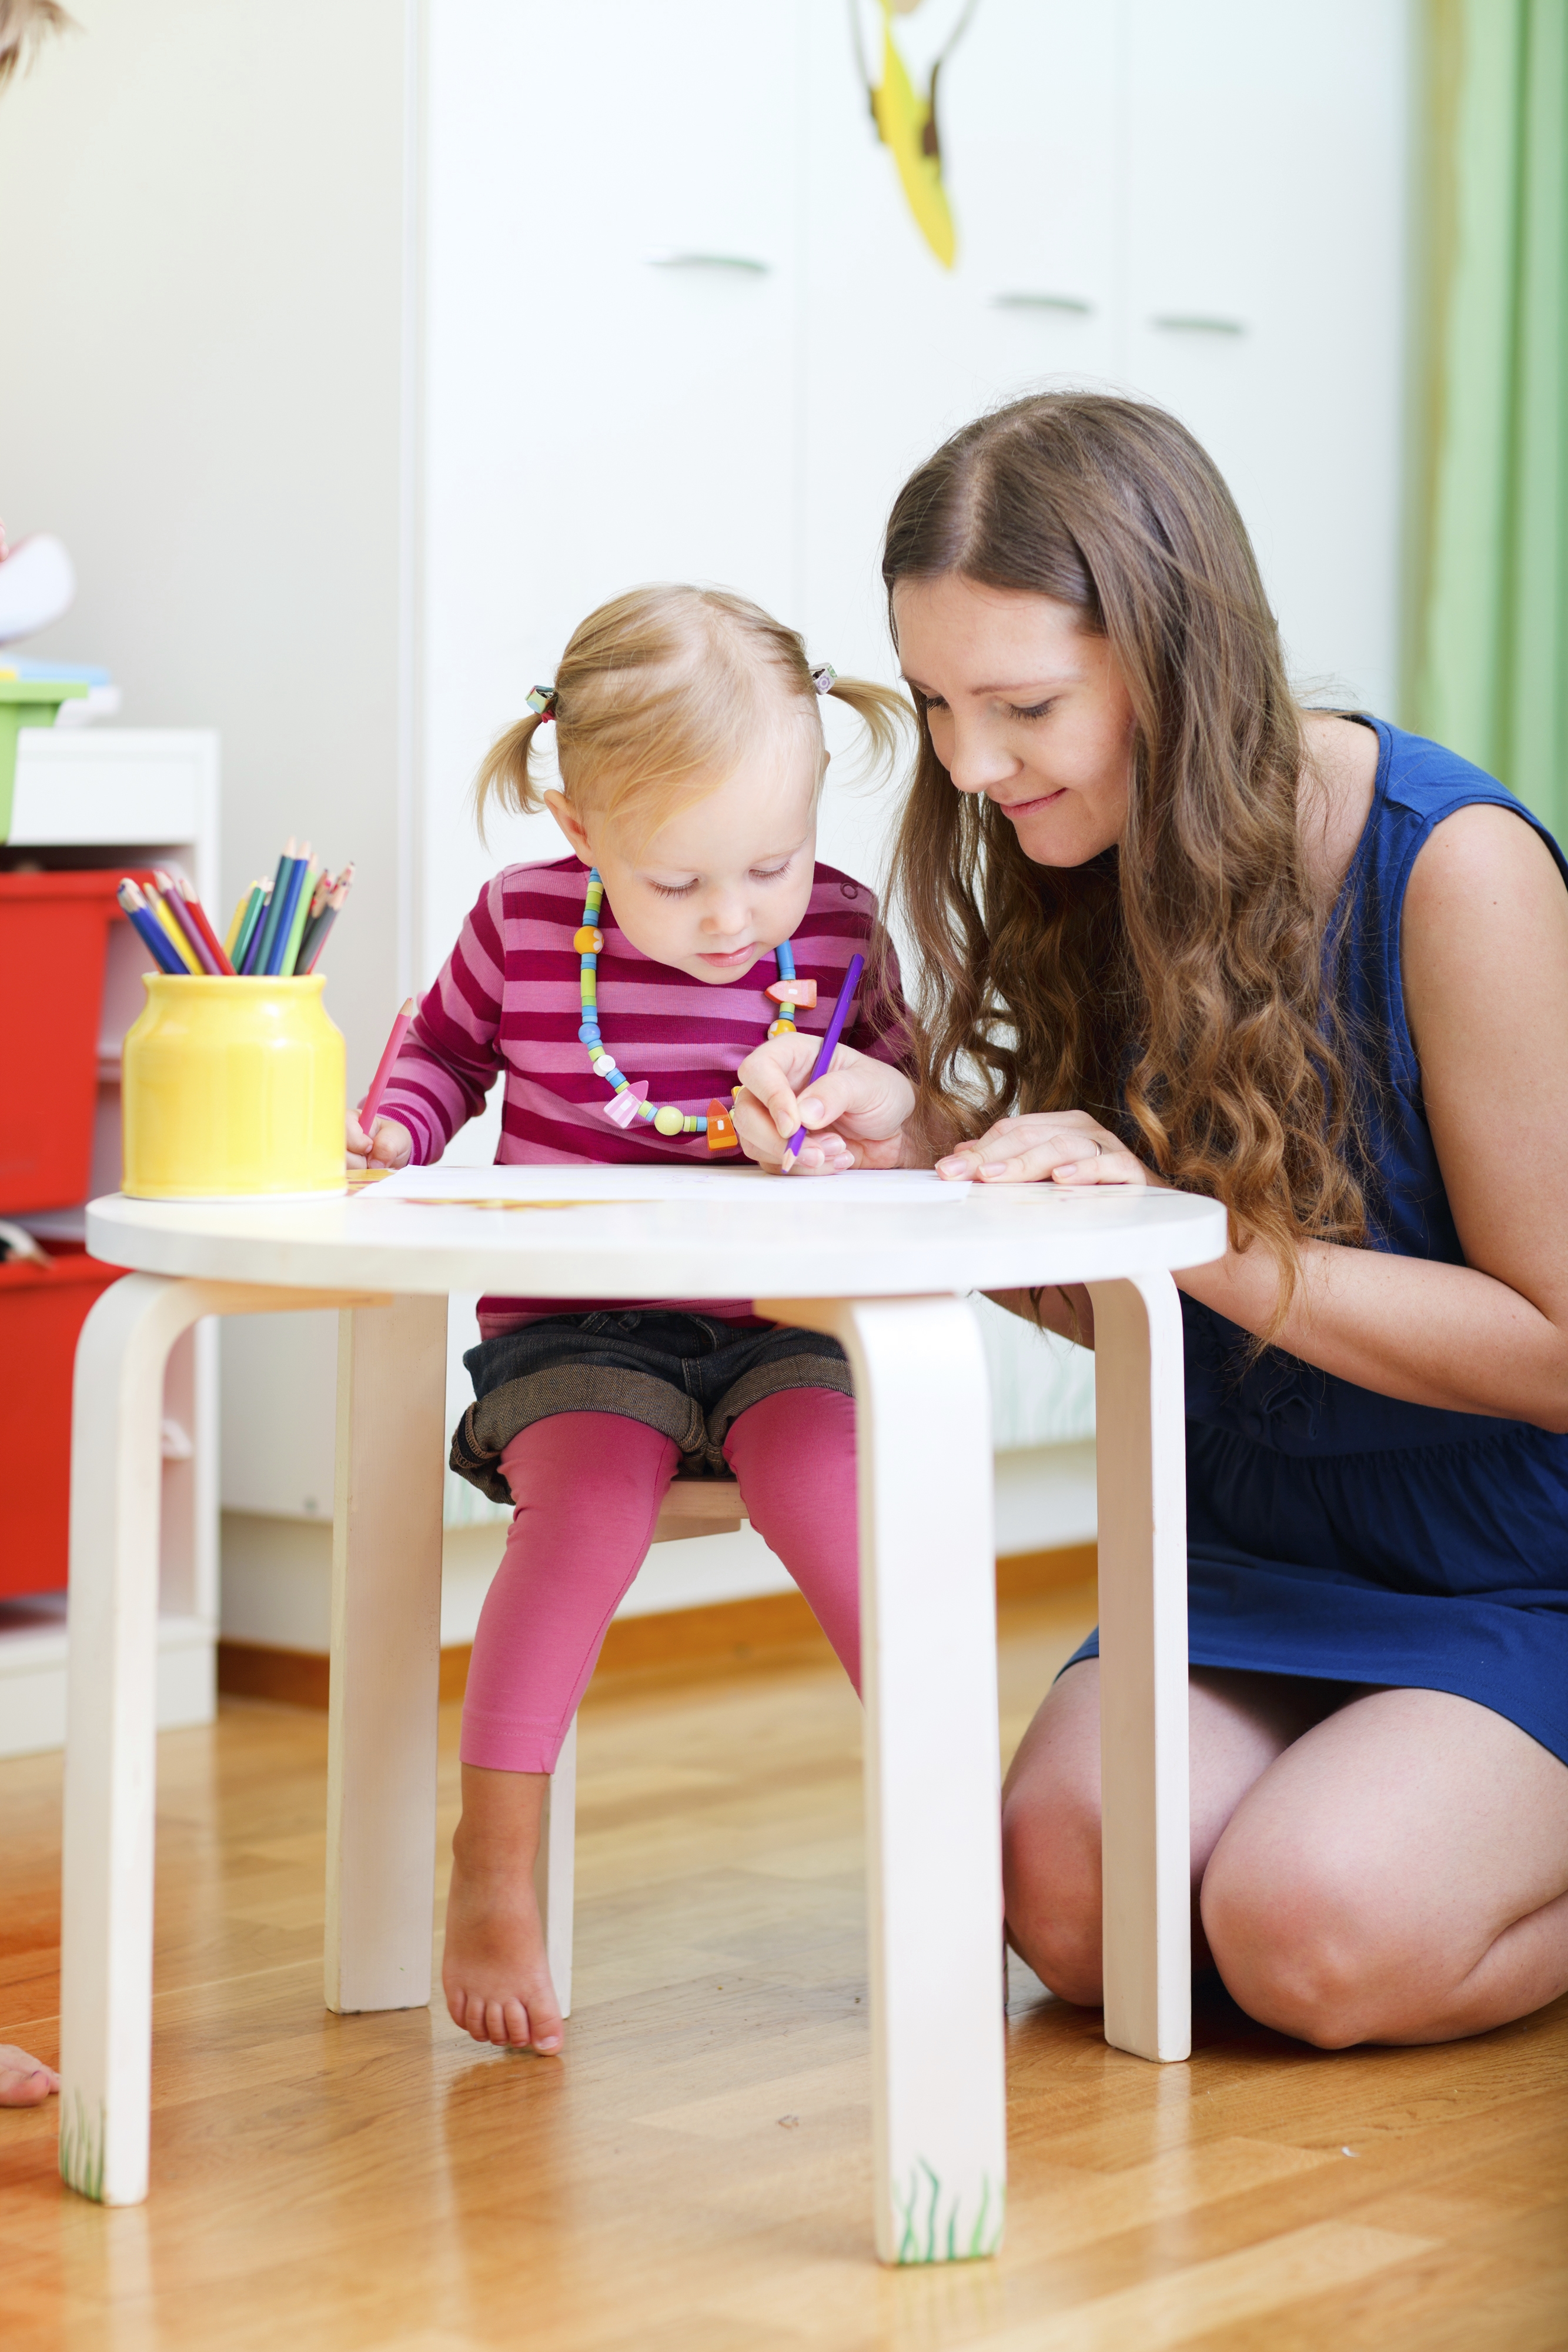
[575,867,813,1150]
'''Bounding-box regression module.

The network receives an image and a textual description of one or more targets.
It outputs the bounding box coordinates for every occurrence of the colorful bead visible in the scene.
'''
[653,1104,684,1137]
[767,977,815,1007]
[707,1099,738,1151]
[574,926,603,954]
[603,1083,648,1128]
[768,1018,795,1038]
[578,1023,601,1043]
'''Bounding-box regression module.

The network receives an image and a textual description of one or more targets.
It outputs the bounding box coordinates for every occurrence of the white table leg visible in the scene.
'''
[1085,1272,1192,2063]
[534,1714,576,2017]
[757,1294,1005,2264]
[61,1273,383,2205]
[325,1295,448,2013]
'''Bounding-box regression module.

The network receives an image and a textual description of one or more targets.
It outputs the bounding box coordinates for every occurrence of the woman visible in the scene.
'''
[735,392,1568,2049]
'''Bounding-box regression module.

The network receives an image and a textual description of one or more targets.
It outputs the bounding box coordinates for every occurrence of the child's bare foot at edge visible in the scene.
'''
[0,2044,59,2106]
[442,1764,564,2054]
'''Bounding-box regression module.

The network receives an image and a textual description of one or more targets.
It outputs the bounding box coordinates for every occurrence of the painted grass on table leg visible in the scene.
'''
[894,2161,1005,2263]
[58,2092,105,2201]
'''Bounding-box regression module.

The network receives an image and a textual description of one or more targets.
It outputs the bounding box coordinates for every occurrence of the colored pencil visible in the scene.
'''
[117,880,188,975]
[231,883,266,970]
[359,997,416,1127]
[174,876,236,976]
[238,886,272,973]
[146,886,203,973]
[782,953,865,1172]
[294,873,334,973]
[153,871,222,975]
[301,863,353,973]
[263,847,311,976]
[250,840,299,976]
[223,889,253,958]
[278,863,317,976]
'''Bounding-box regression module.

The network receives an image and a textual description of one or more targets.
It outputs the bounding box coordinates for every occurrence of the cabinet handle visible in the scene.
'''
[1151,313,1246,336]
[992,292,1094,315]
[644,252,772,276]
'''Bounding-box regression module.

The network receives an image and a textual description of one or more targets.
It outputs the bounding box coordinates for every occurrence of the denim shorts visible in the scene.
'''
[449,1309,852,1504]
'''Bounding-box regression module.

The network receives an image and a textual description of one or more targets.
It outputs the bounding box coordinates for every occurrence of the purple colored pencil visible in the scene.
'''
[783,952,865,1172]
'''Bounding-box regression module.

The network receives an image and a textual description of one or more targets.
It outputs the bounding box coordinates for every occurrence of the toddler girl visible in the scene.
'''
[347,586,910,2056]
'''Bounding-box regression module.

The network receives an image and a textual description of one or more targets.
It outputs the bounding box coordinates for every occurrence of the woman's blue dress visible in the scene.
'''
[1066,720,1568,1767]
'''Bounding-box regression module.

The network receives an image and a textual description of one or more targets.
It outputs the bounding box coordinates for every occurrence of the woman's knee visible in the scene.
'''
[1201,1823,1397,2047]
[1000,1773,1104,2007]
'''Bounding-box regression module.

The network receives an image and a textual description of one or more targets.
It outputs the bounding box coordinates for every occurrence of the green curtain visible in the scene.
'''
[1405,0,1568,832]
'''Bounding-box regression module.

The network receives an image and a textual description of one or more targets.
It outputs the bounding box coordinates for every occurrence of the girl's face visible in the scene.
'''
[892,574,1134,867]
[544,710,821,983]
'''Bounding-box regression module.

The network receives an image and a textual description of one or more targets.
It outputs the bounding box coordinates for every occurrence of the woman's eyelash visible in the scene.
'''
[923,692,1054,720]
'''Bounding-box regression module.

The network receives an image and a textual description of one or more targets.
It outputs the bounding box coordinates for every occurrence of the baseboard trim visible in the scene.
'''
[218,1542,1097,1710]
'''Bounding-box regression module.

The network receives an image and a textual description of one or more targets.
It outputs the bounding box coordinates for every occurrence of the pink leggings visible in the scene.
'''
[459,1389,860,1773]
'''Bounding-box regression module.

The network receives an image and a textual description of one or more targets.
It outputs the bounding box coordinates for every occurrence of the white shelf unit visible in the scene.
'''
[0,727,221,1758]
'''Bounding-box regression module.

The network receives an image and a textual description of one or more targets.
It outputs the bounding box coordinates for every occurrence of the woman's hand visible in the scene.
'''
[935,1108,1148,1187]
[346,1112,413,1172]
[733,1034,918,1175]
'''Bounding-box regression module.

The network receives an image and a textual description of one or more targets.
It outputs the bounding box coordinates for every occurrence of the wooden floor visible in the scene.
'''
[3,1583,1566,2352]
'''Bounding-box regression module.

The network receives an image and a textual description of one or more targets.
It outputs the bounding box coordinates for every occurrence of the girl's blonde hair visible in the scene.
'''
[474,584,908,847]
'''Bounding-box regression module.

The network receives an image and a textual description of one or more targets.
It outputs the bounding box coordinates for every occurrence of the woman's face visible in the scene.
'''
[892,574,1134,867]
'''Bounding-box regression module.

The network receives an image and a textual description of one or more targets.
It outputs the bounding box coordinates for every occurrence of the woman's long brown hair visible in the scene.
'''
[881,393,1367,1318]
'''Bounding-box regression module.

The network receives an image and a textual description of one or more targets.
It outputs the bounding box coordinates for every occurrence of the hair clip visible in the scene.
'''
[810,663,838,697]
[526,685,558,721]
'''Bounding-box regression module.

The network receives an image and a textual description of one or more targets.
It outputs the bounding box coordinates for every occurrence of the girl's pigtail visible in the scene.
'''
[822,676,912,780]
[473,710,553,845]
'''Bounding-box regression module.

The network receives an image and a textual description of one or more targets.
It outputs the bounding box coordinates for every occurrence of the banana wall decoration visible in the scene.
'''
[852,0,980,269]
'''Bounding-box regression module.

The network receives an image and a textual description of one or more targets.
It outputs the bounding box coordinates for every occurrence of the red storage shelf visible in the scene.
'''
[0,1241,123,1596]
[0,868,154,1214]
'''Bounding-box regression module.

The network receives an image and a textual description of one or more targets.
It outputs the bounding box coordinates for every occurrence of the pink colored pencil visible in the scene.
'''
[359,997,416,1125]
[173,874,236,975]
[152,870,222,974]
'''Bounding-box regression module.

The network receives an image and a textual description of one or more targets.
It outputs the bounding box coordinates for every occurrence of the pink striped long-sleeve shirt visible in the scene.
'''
[375,855,910,1329]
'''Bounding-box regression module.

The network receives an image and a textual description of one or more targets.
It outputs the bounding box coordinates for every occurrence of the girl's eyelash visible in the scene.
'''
[648,860,794,901]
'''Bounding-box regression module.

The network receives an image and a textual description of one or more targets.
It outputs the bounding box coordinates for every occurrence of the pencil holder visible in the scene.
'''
[121,974,347,1200]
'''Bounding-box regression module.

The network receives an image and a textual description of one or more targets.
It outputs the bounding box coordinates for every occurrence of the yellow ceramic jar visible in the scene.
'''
[121,974,346,1200]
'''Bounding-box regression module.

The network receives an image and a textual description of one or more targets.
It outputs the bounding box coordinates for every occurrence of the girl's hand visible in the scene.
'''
[346,1112,413,1171]
[734,1034,918,1176]
[935,1110,1148,1187]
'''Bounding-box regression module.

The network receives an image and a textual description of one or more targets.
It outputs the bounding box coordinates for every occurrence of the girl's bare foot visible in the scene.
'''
[0,2045,59,2107]
[442,1764,564,2054]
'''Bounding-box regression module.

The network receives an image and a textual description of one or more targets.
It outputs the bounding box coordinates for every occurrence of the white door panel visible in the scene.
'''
[422,1,801,964]
[1124,0,1407,714]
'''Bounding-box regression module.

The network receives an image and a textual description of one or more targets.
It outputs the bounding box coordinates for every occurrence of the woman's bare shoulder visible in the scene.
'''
[1403,799,1568,1055]
[1297,713,1380,908]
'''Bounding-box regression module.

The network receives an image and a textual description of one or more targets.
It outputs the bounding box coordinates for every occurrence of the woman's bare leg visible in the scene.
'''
[1201,1688,1568,2044]
[1000,1659,1349,2003]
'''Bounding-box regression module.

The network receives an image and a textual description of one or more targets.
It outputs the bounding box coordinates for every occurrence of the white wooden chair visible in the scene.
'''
[530,1474,745,2016]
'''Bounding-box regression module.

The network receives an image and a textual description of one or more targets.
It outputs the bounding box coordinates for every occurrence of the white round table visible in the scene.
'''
[64,1166,1225,2260]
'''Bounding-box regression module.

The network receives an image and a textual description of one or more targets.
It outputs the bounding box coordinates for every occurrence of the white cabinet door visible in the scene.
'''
[1124,0,1408,715]
[798,0,1123,890]
[421,0,803,966]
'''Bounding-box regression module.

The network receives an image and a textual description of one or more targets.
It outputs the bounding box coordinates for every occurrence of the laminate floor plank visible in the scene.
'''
[2,1583,1564,2352]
